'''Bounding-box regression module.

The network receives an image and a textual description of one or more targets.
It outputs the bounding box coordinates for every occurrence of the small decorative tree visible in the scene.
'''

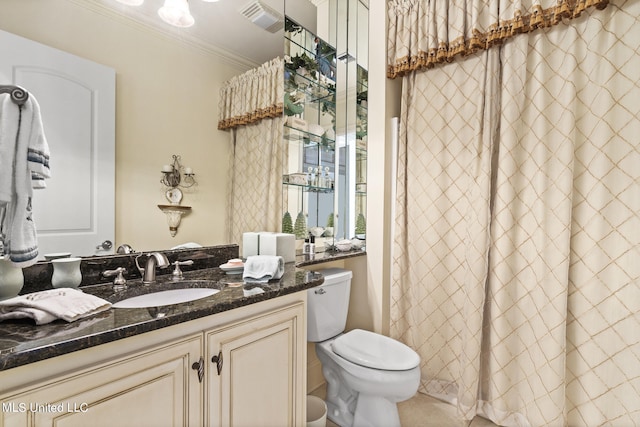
[355,213,366,235]
[282,212,293,234]
[294,211,307,239]
[326,212,334,228]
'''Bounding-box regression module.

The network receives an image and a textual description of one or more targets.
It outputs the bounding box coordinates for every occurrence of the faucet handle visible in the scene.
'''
[135,254,146,277]
[103,267,127,291]
[172,260,194,279]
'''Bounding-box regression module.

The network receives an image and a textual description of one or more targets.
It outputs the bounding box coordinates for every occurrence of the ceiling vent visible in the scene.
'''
[239,0,284,33]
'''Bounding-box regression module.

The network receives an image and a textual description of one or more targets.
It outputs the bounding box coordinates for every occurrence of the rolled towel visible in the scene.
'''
[242,255,284,283]
[0,288,111,325]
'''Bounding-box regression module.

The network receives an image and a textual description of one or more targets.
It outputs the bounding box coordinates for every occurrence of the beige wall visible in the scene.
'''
[366,0,402,336]
[0,0,248,252]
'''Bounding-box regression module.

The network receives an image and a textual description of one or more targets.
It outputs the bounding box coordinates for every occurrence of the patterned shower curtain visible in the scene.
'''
[218,58,286,246]
[390,0,640,425]
[226,116,285,246]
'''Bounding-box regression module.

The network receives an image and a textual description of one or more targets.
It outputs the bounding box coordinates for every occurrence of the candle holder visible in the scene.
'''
[160,154,197,205]
[161,155,196,190]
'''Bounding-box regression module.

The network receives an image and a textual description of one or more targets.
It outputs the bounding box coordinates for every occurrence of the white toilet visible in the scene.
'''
[308,268,421,427]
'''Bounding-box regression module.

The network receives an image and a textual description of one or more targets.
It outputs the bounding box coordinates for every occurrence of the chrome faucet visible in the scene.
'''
[135,252,170,284]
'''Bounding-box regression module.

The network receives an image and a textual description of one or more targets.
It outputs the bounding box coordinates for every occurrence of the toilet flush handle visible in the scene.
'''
[314,288,326,295]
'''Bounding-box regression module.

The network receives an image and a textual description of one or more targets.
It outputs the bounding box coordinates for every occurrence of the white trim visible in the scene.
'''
[67,0,259,70]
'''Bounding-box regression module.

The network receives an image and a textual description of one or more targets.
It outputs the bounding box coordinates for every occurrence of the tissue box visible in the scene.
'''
[242,232,260,258]
[259,233,296,263]
[243,232,281,258]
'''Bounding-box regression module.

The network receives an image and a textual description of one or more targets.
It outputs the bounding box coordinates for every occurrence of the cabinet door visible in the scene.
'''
[0,336,202,427]
[206,302,305,427]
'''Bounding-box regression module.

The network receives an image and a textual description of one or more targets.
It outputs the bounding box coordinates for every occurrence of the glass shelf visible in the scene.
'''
[285,73,336,104]
[285,17,336,68]
[283,16,342,240]
[284,124,336,148]
[285,35,336,69]
[283,182,334,193]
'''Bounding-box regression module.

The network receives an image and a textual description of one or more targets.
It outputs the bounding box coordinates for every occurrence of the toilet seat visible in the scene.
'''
[331,329,420,371]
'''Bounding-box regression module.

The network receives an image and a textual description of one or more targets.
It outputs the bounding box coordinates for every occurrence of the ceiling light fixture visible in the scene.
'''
[113,0,221,28]
[158,0,195,27]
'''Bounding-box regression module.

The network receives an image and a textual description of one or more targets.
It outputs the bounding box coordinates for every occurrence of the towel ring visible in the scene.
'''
[0,85,29,106]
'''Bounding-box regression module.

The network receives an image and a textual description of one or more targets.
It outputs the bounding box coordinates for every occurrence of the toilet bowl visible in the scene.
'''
[308,269,421,427]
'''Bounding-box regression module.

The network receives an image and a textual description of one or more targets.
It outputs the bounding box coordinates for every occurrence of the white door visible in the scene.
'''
[0,29,115,258]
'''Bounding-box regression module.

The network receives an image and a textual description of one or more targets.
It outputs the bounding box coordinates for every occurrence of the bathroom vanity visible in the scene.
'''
[0,246,323,426]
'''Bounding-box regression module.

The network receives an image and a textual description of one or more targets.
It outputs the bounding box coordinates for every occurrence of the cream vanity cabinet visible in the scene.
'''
[206,302,304,426]
[0,293,306,427]
[0,335,203,427]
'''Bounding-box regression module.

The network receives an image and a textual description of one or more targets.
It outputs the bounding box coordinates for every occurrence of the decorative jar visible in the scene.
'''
[0,256,24,301]
[51,257,82,289]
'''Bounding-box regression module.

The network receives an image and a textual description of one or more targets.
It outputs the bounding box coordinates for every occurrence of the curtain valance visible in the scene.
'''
[218,57,284,130]
[387,0,609,78]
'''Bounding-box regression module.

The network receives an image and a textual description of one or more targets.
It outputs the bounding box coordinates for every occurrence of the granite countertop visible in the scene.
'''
[296,248,366,267]
[0,265,323,372]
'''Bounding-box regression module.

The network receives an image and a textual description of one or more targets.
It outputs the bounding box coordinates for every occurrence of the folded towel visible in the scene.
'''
[242,255,284,283]
[0,288,111,325]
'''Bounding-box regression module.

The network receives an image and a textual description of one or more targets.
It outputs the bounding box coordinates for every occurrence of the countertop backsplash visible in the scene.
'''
[20,244,239,295]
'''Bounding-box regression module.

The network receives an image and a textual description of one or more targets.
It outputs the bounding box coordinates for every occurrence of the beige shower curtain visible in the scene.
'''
[226,117,285,246]
[218,58,286,246]
[390,0,639,425]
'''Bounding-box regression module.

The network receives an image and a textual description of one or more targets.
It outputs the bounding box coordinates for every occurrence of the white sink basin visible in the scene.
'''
[112,288,220,309]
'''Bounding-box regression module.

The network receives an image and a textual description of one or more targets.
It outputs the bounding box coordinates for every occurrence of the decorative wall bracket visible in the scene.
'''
[157,205,192,237]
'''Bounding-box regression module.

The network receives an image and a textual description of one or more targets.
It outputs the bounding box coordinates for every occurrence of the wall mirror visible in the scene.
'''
[283,0,368,249]
[0,0,367,260]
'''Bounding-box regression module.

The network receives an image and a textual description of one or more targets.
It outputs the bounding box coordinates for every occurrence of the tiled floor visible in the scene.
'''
[310,385,499,427]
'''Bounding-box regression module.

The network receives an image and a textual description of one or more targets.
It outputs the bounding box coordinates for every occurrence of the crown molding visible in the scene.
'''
[66,0,259,70]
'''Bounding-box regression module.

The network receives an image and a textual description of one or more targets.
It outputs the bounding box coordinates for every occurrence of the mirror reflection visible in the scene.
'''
[282,0,368,252]
[0,0,366,260]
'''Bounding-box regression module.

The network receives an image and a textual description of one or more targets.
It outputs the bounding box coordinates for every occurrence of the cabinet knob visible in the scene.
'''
[211,351,223,375]
[192,357,204,383]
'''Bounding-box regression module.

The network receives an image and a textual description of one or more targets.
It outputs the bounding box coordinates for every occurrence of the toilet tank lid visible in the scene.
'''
[316,268,352,286]
[332,329,420,371]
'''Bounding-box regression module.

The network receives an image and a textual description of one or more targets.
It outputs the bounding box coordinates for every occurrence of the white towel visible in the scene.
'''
[0,288,111,325]
[0,93,51,267]
[0,94,20,203]
[242,255,285,282]
[0,92,50,200]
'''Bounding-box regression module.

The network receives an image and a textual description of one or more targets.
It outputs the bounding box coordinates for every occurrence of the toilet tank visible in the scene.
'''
[307,268,352,342]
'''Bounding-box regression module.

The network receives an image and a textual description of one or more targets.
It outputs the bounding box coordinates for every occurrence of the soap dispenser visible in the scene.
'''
[309,235,316,254]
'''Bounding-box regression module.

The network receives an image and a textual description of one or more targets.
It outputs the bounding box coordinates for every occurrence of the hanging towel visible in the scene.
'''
[0,94,20,203]
[0,92,51,268]
[0,288,111,325]
[242,255,285,282]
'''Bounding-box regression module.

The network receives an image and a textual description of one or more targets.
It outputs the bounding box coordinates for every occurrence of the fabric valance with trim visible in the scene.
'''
[218,57,284,130]
[387,0,609,78]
